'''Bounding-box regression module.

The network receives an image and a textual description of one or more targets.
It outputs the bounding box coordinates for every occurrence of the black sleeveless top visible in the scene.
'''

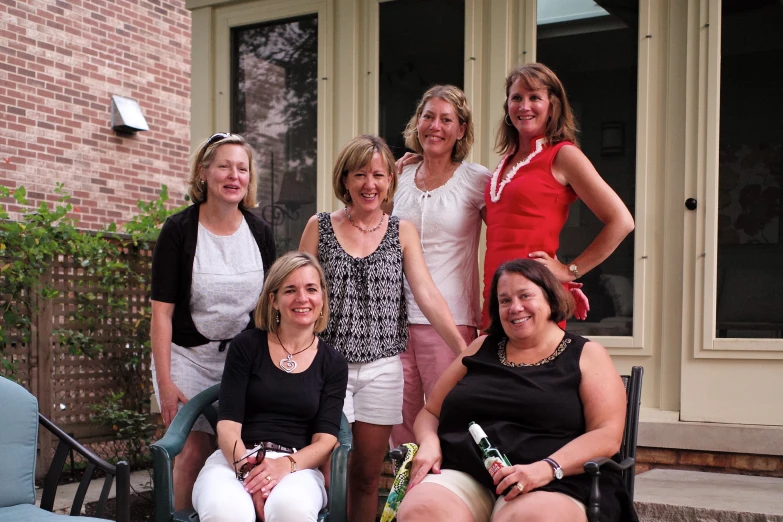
[316,212,408,363]
[438,331,637,522]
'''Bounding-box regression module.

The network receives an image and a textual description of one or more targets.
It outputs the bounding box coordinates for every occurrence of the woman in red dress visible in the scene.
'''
[482,63,634,327]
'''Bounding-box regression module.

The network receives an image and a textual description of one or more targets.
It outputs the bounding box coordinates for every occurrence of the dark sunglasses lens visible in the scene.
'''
[207,132,230,146]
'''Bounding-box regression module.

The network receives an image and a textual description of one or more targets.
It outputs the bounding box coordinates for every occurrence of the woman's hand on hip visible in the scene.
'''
[528,251,572,282]
[243,456,292,497]
[492,461,554,500]
[157,379,188,427]
[407,441,442,490]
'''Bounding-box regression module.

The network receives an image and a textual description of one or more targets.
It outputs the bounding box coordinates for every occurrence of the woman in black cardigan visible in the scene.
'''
[150,133,275,510]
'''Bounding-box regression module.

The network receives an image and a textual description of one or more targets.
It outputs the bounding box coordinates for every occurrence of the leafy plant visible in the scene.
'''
[89,392,156,469]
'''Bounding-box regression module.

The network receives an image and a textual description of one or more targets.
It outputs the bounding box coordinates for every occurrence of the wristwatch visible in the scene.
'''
[568,263,580,280]
[543,457,564,480]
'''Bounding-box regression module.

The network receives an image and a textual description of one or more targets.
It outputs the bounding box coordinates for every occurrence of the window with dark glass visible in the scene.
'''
[715,0,783,338]
[379,0,464,158]
[537,0,638,336]
[232,14,318,254]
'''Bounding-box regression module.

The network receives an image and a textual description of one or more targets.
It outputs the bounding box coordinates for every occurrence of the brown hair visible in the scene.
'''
[495,63,579,156]
[187,133,258,209]
[485,258,574,337]
[331,135,397,204]
[254,251,329,334]
[402,85,474,162]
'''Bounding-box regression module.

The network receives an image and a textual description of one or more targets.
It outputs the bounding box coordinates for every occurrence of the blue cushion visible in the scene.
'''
[0,377,39,508]
[0,504,112,521]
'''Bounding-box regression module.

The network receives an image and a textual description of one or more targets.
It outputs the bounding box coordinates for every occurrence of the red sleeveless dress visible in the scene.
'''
[482,137,577,328]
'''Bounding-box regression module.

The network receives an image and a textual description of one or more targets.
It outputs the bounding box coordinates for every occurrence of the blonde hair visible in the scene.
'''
[254,251,329,334]
[403,85,474,162]
[331,135,398,205]
[495,63,579,156]
[187,133,258,209]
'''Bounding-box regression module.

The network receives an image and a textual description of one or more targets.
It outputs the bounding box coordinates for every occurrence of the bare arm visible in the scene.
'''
[150,300,186,426]
[299,214,320,256]
[399,220,468,356]
[407,336,485,487]
[531,145,634,282]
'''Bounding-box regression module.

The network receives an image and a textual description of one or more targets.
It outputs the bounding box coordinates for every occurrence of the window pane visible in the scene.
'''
[232,15,318,254]
[538,0,638,336]
[379,0,464,158]
[716,0,783,338]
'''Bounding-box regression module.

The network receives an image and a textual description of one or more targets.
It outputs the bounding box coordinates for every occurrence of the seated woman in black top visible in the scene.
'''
[398,259,637,522]
[192,252,348,522]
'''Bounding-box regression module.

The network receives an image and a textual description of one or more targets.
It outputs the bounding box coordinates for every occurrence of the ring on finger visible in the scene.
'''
[514,483,524,493]
[266,476,272,481]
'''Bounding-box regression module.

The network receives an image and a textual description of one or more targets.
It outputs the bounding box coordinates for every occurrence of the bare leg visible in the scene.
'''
[349,422,393,522]
[174,430,214,510]
[492,491,587,522]
[397,483,475,522]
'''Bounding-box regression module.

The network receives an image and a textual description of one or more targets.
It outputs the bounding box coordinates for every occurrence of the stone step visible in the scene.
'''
[634,469,783,522]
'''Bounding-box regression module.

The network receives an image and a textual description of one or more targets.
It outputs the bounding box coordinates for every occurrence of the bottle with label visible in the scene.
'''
[468,421,511,477]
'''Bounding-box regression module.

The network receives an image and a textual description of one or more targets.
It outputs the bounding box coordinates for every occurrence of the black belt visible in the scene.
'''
[245,441,297,454]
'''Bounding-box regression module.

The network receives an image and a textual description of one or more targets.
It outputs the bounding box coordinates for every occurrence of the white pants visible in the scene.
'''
[193,449,327,522]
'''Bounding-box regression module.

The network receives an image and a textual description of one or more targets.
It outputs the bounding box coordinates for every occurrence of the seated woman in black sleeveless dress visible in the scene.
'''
[397,259,638,522]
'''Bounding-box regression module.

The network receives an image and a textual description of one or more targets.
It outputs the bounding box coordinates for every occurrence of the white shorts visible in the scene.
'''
[421,469,586,522]
[193,449,327,522]
[151,341,225,434]
[343,355,403,425]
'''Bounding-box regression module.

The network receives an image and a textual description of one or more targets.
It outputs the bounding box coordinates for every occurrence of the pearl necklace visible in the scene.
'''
[489,138,545,203]
[344,206,385,233]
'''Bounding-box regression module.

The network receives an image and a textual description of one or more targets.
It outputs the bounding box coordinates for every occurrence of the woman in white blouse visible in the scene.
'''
[388,85,489,447]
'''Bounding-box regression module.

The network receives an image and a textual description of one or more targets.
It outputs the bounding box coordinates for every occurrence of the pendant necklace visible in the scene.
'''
[344,206,385,233]
[277,332,316,373]
[489,137,545,203]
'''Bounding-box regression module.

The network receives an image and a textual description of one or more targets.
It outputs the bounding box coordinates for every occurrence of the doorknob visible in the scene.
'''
[685,198,697,210]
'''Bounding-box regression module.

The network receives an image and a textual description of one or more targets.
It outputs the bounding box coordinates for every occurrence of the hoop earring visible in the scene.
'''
[504,114,513,126]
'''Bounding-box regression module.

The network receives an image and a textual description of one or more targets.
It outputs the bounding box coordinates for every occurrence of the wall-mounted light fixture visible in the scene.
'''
[601,122,624,156]
[111,95,149,134]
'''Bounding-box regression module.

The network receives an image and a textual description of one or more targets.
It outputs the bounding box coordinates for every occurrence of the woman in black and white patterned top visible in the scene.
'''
[300,135,468,522]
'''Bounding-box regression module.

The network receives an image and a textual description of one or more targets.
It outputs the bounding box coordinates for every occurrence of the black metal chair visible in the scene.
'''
[584,365,644,522]
[150,383,352,522]
[0,376,130,522]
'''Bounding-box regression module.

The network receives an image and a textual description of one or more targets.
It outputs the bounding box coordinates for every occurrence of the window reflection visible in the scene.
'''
[538,1,638,337]
[232,15,318,254]
[716,0,783,339]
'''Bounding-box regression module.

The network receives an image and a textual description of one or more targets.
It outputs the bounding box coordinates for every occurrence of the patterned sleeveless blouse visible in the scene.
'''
[316,212,408,363]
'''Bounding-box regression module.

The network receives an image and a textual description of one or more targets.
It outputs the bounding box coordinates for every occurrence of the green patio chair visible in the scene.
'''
[0,376,130,522]
[150,383,351,522]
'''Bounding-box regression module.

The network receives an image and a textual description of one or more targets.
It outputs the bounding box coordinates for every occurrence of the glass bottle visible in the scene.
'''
[468,421,511,476]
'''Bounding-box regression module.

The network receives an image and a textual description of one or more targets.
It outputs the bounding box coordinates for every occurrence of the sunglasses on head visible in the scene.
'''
[233,440,266,482]
[206,132,232,146]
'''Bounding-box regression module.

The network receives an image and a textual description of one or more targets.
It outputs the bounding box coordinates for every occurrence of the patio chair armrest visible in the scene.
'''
[583,457,635,522]
[38,414,130,522]
[150,384,219,522]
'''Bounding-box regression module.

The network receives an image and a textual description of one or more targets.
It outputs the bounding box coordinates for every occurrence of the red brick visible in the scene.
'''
[637,447,678,465]
[730,455,783,472]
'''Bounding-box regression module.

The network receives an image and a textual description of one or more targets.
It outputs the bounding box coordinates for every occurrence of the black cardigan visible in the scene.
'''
[150,204,276,347]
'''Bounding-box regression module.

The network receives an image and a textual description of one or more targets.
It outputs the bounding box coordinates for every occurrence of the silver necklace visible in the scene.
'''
[344,206,385,233]
[277,333,316,373]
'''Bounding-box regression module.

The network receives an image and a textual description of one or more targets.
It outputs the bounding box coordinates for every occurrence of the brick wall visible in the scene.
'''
[0,0,192,229]
[637,447,783,478]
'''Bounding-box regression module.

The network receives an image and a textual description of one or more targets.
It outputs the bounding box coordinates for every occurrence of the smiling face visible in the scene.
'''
[343,151,392,212]
[506,78,552,141]
[416,97,466,160]
[271,265,324,330]
[200,144,250,207]
[497,272,552,340]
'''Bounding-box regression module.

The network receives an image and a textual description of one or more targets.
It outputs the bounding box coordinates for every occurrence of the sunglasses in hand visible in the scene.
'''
[233,440,266,482]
